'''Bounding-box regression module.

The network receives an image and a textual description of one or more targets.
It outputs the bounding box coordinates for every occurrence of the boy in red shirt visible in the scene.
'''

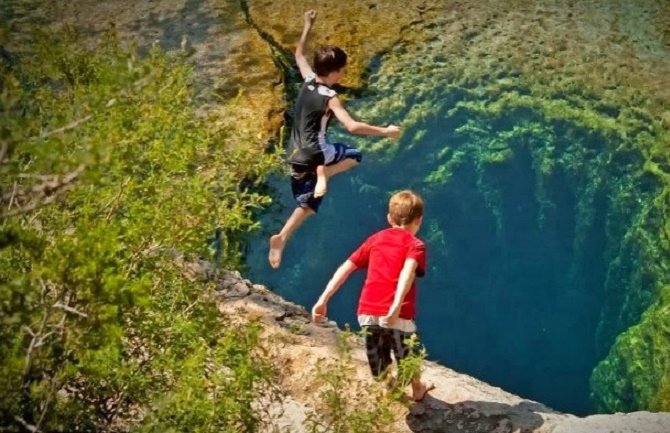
[311,190,434,401]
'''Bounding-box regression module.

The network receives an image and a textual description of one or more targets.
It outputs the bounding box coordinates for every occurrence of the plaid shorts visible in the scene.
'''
[362,325,420,377]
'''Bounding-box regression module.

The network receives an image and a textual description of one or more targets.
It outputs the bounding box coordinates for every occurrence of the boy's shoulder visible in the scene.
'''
[406,231,426,249]
[371,227,424,245]
[302,73,337,98]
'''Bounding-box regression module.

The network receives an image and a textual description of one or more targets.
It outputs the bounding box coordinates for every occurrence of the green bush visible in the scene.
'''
[0,27,282,432]
[305,330,394,433]
[305,328,427,433]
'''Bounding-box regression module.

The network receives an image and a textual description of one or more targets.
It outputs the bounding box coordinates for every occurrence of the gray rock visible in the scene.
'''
[247,293,287,320]
[218,280,250,298]
[216,270,252,297]
[552,411,670,433]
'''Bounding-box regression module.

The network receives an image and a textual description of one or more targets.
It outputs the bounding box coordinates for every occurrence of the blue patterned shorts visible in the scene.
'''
[290,143,362,213]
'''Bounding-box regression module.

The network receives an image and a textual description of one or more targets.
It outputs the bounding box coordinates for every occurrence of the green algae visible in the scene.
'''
[591,283,670,411]
[242,0,670,411]
[341,29,669,411]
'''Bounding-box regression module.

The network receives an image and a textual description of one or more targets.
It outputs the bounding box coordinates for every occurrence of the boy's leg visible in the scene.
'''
[324,158,359,177]
[268,206,314,269]
[391,330,435,402]
[363,326,393,379]
[269,170,321,269]
[314,159,359,198]
[410,375,435,402]
[314,143,362,198]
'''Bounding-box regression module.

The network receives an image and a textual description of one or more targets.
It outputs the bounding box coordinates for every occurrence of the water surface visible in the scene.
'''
[245,2,663,414]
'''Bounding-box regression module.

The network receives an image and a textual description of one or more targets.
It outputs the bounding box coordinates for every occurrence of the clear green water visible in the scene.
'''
[246,29,658,414]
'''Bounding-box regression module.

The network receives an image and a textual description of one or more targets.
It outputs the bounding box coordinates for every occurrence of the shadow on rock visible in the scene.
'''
[406,395,548,433]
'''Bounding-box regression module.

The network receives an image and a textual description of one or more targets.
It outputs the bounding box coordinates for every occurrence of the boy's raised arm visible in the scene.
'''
[312,259,357,322]
[295,10,317,80]
[328,97,401,138]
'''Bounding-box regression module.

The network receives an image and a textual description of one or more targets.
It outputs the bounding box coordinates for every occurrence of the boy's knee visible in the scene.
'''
[348,149,362,163]
[332,143,362,164]
[301,205,316,216]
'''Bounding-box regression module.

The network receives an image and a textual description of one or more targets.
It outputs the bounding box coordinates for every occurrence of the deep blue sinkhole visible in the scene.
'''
[245,95,653,415]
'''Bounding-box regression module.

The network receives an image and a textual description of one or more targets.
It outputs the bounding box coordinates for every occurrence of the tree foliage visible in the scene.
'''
[0,27,283,432]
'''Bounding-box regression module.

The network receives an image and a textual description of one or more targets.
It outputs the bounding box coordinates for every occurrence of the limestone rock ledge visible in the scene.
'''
[215,269,670,433]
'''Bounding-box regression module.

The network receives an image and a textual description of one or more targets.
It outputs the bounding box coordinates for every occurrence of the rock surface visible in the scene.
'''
[552,411,670,433]
[215,269,670,432]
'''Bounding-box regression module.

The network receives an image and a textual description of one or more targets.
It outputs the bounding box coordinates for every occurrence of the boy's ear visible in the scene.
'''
[387,213,393,226]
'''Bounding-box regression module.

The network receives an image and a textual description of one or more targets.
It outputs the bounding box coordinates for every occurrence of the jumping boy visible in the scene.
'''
[268,9,401,269]
[311,190,435,401]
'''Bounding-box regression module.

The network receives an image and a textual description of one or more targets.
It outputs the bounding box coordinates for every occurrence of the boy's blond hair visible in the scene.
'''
[388,190,424,226]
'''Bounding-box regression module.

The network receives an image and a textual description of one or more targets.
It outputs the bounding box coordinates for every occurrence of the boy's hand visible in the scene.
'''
[312,300,327,323]
[385,124,401,139]
[304,9,317,27]
[380,309,400,328]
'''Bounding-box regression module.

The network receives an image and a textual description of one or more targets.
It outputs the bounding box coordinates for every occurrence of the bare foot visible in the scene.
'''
[268,235,285,269]
[314,175,328,198]
[412,381,435,402]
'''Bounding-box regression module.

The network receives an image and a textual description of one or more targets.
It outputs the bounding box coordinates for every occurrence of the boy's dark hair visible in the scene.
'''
[313,45,347,77]
[388,190,424,226]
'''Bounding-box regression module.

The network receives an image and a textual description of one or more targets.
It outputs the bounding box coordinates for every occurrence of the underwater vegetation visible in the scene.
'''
[591,284,670,412]
[246,0,670,413]
[351,68,667,413]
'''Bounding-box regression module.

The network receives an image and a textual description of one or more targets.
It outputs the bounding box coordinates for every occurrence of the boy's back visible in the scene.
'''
[311,190,434,401]
[267,9,400,270]
[288,74,337,171]
[349,227,426,320]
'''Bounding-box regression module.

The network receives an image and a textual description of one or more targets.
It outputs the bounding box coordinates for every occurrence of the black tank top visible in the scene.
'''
[287,74,337,171]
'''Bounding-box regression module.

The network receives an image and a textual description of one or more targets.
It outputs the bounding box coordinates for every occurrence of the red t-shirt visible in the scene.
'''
[349,227,426,320]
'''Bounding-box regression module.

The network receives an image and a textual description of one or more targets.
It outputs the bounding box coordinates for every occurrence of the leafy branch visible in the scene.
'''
[1,164,86,217]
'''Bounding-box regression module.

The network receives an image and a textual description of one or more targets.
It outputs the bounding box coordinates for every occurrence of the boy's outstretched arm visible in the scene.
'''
[312,259,357,323]
[295,10,317,80]
[328,97,401,138]
[381,258,418,327]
